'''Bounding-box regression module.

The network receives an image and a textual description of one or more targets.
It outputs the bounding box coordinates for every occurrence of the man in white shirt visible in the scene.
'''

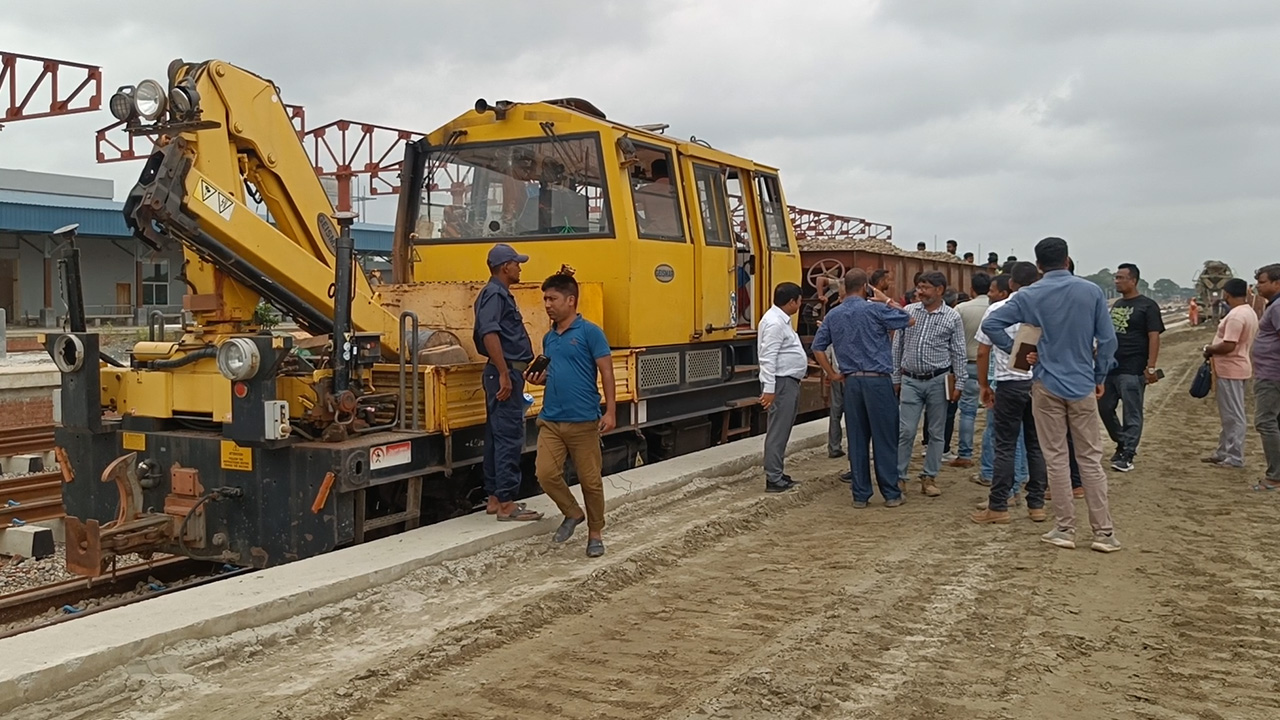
[759,282,806,493]
[972,262,1049,524]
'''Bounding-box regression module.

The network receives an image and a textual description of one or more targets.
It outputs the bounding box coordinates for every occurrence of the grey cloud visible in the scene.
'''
[2,0,1278,282]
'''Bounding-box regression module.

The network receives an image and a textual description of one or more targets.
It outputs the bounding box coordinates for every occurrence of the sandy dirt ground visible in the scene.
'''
[13,326,1280,720]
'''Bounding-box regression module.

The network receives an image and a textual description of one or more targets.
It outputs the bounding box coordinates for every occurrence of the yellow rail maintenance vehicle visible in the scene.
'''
[45,59,803,578]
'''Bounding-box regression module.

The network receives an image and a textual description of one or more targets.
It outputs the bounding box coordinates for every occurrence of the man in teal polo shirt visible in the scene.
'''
[524,273,616,558]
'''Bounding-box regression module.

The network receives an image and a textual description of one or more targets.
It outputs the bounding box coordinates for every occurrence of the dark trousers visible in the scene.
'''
[844,375,903,502]
[988,380,1047,512]
[1099,372,1146,457]
[482,364,527,503]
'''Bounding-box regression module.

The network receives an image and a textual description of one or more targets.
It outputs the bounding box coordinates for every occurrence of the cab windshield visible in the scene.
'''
[415,134,611,242]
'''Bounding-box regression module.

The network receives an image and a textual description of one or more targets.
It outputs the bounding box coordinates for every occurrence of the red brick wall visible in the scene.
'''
[5,337,44,353]
[0,394,54,430]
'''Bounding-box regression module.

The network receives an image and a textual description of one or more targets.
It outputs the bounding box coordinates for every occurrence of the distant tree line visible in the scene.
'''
[1081,268,1193,301]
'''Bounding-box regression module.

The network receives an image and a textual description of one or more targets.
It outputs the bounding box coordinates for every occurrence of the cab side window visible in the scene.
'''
[692,164,731,247]
[754,173,789,251]
[629,146,685,241]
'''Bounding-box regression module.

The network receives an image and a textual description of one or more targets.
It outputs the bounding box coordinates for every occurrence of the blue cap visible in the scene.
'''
[487,243,529,268]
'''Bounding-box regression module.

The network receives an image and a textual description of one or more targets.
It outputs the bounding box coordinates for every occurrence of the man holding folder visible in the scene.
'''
[982,238,1120,553]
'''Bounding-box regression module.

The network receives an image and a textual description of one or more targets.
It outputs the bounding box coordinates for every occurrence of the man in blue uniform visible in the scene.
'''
[474,243,542,522]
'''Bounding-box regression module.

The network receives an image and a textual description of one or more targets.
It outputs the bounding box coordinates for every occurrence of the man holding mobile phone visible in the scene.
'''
[1100,263,1164,473]
[525,273,616,557]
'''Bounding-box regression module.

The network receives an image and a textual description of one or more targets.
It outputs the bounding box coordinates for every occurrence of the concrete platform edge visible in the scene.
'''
[0,419,826,711]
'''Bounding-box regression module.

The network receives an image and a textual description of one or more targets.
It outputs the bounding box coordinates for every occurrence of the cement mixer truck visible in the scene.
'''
[1194,260,1234,324]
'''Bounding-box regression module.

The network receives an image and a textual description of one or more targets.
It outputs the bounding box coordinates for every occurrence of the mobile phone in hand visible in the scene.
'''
[528,354,550,374]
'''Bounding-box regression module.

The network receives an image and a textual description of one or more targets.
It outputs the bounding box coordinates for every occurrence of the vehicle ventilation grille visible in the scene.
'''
[685,349,723,383]
[638,353,681,390]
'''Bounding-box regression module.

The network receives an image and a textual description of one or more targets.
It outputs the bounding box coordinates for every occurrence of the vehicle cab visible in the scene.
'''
[393,98,802,353]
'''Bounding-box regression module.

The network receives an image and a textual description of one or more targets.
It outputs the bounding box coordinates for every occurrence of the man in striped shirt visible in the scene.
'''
[893,271,968,497]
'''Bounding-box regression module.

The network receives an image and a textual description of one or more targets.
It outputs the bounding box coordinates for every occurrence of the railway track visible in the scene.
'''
[0,557,247,640]
[0,425,54,457]
[0,471,62,527]
[0,425,61,528]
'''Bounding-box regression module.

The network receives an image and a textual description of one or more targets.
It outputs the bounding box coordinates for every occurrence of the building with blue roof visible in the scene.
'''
[0,167,393,326]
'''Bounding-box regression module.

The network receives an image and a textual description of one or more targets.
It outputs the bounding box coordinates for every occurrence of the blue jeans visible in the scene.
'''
[844,375,902,502]
[957,361,979,459]
[898,374,949,479]
[980,407,1028,496]
[482,364,527,503]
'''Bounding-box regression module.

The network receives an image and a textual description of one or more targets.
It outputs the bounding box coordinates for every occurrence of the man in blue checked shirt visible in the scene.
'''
[813,269,912,508]
[893,271,968,497]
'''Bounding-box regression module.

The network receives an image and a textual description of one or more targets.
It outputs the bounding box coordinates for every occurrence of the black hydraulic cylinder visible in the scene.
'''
[62,242,87,333]
[331,214,356,395]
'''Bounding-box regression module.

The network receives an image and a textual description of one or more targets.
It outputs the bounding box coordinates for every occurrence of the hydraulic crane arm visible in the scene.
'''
[121,59,404,357]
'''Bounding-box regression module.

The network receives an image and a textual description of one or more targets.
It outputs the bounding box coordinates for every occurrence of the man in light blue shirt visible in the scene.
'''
[982,237,1121,553]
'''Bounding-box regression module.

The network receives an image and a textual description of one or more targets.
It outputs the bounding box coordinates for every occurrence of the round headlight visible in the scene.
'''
[169,83,199,119]
[216,338,261,381]
[109,86,135,121]
[133,79,167,122]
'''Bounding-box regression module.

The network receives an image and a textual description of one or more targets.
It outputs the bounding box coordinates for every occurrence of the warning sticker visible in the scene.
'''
[370,441,412,470]
[197,178,235,221]
[220,440,254,472]
[122,431,146,451]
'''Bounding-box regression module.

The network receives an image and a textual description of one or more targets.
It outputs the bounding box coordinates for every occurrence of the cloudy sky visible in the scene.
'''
[3,0,1277,285]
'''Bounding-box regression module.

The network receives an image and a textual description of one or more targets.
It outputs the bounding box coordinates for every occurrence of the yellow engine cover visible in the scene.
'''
[378,280,604,361]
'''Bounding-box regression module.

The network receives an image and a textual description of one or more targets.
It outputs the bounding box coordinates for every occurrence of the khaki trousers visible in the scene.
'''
[1030,382,1114,535]
[535,419,606,533]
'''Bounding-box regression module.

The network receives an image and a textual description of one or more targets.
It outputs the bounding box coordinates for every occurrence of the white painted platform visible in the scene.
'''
[0,363,60,391]
[0,419,826,712]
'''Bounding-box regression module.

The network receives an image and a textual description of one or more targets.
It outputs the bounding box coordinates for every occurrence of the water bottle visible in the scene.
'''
[522,392,535,414]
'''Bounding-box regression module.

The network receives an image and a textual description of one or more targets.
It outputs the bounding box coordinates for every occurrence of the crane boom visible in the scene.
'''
[123,60,404,357]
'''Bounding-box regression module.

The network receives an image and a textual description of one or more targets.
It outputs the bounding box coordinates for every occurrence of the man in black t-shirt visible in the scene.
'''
[1101,263,1165,472]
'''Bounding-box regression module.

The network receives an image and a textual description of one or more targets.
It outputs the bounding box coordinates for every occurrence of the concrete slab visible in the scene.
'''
[0,525,54,558]
[0,419,826,712]
[0,363,60,391]
[32,518,64,544]
[3,454,45,474]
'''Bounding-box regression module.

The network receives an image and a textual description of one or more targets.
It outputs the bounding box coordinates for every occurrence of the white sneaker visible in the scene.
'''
[941,451,958,462]
[1091,533,1122,553]
[1040,528,1076,549]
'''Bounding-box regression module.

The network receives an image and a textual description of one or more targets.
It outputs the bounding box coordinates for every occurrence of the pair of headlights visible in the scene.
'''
[109,78,200,123]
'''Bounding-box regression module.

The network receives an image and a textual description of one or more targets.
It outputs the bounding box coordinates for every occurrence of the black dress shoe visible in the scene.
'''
[586,538,605,558]
[829,449,846,459]
[766,478,798,493]
[839,471,852,483]
[553,515,585,543]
